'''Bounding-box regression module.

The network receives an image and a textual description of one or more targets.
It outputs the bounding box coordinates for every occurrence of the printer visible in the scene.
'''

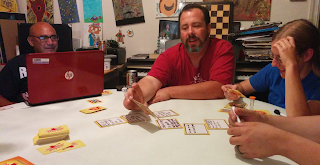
[105,48,126,65]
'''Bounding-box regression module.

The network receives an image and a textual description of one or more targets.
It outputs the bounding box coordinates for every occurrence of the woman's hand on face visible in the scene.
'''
[272,36,299,68]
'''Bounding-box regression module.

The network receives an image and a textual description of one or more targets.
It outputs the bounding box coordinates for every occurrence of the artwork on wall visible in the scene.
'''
[58,0,80,23]
[83,0,103,23]
[83,23,103,48]
[155,0,184,17]
[0,0,18,12]
[27,0,53,23]
[112,0,145,26]
[203,0,271,21]
[159,20,179,40]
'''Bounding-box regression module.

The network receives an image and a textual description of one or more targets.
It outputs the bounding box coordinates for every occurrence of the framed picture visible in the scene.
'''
[159,20,179,40]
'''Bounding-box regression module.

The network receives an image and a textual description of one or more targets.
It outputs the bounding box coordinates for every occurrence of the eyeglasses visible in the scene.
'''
[30,35,59,42]
[269,51,282,63]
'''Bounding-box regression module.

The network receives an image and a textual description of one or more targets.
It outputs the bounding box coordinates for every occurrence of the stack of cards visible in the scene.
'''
[80,106,107,114]
[33,125,70,145]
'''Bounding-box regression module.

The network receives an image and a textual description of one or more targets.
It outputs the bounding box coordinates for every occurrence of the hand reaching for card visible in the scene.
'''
[228,108,265,127]
[123,83,148,111]
[221,84,240,101]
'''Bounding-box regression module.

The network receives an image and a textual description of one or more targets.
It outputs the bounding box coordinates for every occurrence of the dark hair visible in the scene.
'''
[178,3,210,27]
[273,19,320,77]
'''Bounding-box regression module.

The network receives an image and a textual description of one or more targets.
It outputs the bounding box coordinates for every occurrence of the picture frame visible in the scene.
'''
[158,20,179,40]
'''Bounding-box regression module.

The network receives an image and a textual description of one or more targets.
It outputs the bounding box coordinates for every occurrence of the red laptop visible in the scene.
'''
[25,50,104,106]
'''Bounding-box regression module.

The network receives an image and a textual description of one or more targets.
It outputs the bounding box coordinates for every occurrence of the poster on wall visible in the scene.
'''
[83,0,103,23]
[112,0,145,26]
[82,23,103,48]
[58,0,80,23]
[203,0,271,21]
[0,0,18,12]
[155,0,184,18]
[27,0,54,23]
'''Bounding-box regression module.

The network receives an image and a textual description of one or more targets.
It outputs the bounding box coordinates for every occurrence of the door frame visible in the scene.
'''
[309,0,320,28]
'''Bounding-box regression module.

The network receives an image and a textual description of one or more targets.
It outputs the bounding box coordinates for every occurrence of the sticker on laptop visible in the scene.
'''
[32,58,49,64]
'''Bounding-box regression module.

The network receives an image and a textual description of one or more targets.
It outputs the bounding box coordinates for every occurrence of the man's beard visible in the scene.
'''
[182,32,209,53]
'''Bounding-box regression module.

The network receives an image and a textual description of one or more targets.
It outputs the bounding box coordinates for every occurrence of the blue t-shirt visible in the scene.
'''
[249,63,320,108]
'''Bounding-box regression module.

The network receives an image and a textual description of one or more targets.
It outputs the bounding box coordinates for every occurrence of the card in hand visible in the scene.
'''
[95,117,128,127]
[155,118,183,129]
[228,89,246,97]
[204,119,229,129]
[121,113,150,123]
[131,99,159,120]
[154,110,179,118]
[183,123,210,135]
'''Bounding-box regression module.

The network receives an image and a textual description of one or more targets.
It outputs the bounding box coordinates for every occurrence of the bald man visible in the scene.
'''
[0,22,58,107]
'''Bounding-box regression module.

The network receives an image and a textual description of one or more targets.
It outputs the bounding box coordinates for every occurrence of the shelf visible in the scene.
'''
[236,68,261,72]
[127,65,152,69]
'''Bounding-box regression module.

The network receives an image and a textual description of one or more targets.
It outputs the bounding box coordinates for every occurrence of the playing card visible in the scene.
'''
[131,99,160,120]
[183,123,210,135]
[95,117,128,127]
[37,140,71,155]
[38,125,69,138]
[80,106,107,114]
[228,89,246,98]
[57,140,86,153]
[218,108,231,113]
[204,119,229,129]
[121,113,150,123]
[254,109,272,115]
[224,102,247,109]
[0,156,34,165]
[87,99,102,104]
[102,90,113,95]
[153,110,179,118]
[155,118,183,129]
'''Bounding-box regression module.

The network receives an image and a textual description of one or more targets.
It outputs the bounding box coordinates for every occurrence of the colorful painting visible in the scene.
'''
[0,0,18,12]
[58,0,80,23]
[27,0,53,23]
[83,0,103,23]
[155,0,184,18]
[83,23,103,47]
[203,0,271,21]
[112,0,145,26]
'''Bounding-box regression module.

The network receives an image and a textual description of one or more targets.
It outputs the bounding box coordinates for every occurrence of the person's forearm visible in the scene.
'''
[285,65,310,116]
[266,115,320,143]
[0,95,13,107]
[279,131,320,165]
[164,81,224,100]
[137,76,162,103]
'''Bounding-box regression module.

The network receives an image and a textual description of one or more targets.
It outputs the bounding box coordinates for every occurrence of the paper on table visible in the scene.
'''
[132,99,160,121]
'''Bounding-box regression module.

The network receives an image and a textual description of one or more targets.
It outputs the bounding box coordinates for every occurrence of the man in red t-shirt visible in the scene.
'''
[124,4,235,110]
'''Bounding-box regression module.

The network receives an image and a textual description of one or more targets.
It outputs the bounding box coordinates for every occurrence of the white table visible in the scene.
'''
[0,89,296,164]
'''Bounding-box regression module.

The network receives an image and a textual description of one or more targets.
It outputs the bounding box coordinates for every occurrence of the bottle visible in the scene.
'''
[99,41,106,54]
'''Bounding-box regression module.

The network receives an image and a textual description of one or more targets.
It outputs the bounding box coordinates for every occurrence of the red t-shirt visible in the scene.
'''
[148,38,234,87]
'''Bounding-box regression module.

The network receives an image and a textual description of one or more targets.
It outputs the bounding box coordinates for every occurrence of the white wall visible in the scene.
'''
[16,0,313,57]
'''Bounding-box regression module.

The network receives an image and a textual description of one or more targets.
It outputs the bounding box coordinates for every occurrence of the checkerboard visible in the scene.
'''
[202,2,234,40]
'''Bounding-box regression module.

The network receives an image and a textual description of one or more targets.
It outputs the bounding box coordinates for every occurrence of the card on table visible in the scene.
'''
[57,140,86,153]
[131,99,159,120]
[87,99,102,104]
[121,113,150,123]
[228,88,246,97]
[153,110,179,118]
[80,106,107,114]
[183,123,210,135]
[0,156,34,165]
[102,90,113,95]
[155,118,183,129]
[37,140,71,155]
[95,117,128,127]
[204,119,229,129]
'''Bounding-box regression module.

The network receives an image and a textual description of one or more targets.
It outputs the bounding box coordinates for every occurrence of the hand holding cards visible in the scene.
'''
[132,99,160,121]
